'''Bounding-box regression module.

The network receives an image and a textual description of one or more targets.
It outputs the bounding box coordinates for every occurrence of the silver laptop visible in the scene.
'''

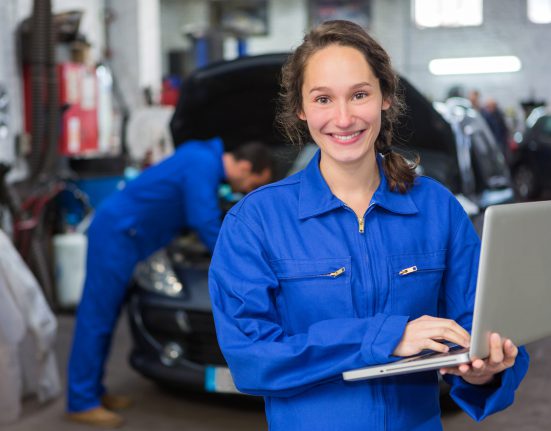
[343,200,551,381]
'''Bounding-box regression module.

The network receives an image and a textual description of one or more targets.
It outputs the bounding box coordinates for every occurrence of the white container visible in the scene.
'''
[53,232,87,308]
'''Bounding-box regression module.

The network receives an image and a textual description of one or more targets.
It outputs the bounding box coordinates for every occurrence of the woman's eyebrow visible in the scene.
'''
[308,82,374,94]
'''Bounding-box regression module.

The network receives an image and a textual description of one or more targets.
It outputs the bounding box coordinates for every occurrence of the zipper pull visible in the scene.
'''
[328,267,346,278]
[399,265,418,276]
[358,217,365,234]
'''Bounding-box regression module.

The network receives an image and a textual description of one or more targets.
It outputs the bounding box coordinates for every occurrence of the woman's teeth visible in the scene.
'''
[333,131,361,141]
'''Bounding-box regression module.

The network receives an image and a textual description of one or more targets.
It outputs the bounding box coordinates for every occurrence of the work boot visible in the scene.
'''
[101,394,134,410]
[66,406,124,428]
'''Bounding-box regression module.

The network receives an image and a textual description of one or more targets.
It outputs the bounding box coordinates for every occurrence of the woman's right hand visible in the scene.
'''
[392,315,471,357]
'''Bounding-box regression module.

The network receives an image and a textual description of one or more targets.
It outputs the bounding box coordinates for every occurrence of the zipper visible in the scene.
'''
[278,267,346,280]
[326,267,346,278]
[399,265,418,276]
[398,265,445,276]
[357,217,365,233]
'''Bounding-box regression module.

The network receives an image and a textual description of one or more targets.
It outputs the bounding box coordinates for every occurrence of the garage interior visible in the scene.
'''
[1,0,551,430]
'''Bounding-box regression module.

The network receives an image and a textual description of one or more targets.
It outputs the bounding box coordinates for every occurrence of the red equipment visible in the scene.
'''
[24,62,99,156]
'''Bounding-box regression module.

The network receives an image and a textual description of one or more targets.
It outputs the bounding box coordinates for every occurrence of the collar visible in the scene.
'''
[298,151,418,220]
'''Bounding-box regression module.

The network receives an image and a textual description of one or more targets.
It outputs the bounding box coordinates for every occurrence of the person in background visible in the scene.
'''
[208,20,529,431]
[468,89,482,111]
[482,98,510,160]
[66,137,273,428]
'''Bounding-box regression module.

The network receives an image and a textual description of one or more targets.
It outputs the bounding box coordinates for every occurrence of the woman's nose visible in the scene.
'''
[334,102,354,128]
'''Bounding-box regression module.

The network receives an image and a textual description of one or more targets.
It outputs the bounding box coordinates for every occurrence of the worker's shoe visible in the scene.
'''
[66,406,124,428]
[101,394,134,411]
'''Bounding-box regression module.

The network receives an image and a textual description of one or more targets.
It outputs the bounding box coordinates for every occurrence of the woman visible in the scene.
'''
[208,20,528,431]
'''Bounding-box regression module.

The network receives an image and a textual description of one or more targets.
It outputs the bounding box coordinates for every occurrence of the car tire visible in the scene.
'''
[513,164,540,201]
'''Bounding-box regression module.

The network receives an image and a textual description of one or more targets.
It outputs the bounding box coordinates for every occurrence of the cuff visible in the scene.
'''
[448,346,530,421]
[360,314,409,364]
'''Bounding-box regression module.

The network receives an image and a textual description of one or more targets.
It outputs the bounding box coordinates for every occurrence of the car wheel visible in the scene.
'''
[513,164,540,201]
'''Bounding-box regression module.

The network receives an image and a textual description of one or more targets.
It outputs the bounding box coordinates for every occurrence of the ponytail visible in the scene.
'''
[376,111,418,193]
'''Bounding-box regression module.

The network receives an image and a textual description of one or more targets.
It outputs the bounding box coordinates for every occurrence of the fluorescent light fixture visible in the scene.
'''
[429,56,522,75]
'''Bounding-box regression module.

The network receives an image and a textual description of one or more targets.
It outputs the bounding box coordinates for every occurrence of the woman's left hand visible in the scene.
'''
[440,333,518,385]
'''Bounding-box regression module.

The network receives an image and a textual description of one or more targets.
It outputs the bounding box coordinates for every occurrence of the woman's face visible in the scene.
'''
[299,44,390,168]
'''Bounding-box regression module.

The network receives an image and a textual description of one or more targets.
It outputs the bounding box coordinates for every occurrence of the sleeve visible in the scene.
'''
[439,205,530,421]
[181,153,222,253]
[208,212,409,398]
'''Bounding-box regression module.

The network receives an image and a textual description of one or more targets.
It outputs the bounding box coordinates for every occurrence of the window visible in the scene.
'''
[414,0,482,28]
[528,0,551,24]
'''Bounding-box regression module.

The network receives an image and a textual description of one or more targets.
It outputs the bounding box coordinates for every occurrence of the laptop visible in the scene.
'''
[343,200,551,381]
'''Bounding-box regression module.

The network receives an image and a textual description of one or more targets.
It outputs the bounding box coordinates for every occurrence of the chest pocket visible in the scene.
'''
[271,257,353,334]
[389,251,446,318]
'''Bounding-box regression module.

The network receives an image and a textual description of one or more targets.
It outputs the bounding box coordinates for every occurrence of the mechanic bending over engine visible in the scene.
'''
[66,137,273,428]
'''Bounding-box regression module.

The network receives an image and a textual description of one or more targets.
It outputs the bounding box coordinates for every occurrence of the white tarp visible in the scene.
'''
[0,229,61,424]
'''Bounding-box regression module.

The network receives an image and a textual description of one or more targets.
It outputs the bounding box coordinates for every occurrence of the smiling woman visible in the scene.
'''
[277,20,415,195]
[298,45,388,169]
[208,19,529,431]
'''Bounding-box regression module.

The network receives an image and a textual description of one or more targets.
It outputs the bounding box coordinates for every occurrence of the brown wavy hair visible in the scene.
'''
[276,20,417,193]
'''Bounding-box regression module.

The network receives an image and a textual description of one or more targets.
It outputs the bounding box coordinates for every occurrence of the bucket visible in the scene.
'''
[53,232,87,308]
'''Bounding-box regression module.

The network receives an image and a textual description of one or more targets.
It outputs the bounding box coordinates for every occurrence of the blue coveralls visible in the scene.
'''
[68,138,225,412]
[209,151,529,431]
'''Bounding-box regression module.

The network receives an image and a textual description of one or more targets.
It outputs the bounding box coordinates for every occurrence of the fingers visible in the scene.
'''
[443,333,519,385]
[440,363,471,376]
[423,338,452,353]
[393,316,471,357]
[418,317,470,348]
[487,333,504,365]
[486,333,517,366]
[502,338,518,366]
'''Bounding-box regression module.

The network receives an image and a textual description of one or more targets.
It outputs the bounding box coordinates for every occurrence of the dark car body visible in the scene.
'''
[127,54,511,394]
[433,98,514,230]
[510,107,551,200]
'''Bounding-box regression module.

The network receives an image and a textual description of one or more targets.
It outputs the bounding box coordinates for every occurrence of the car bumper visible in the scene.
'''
[127,288,237,392]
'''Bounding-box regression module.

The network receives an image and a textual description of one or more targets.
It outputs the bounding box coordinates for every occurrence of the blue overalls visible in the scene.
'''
[68,138,226,412]
[209,151,529,431]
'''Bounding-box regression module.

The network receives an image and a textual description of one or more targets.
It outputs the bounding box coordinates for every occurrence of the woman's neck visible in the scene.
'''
[320,153,380,218]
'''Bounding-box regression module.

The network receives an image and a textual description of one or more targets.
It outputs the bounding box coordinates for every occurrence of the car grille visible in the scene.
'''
[141,306,226,366]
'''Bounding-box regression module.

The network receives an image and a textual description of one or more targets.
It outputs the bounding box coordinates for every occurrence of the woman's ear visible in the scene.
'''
[298,110,306,121]
[382,99,391,111]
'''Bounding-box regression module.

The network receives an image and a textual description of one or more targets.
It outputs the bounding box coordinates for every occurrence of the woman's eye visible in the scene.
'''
[315,96,330,105]
[353,92,368,100]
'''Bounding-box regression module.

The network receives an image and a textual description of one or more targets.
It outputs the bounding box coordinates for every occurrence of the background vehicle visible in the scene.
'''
[509,107,551,200]
[434,97,514,230]
[127,54,512,394]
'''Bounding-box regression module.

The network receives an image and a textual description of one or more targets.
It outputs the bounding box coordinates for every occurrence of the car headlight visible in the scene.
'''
[133,249,184,297]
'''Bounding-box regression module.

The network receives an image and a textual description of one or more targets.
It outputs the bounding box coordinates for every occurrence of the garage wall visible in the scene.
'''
[108,0,162,108]
[0,1,21,168]
[372,0,551,115]
[160,0,307,75]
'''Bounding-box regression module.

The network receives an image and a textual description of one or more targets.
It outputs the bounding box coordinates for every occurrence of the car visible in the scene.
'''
[126,53,512,395]
[509,106,551,200]
[433,97,515,230]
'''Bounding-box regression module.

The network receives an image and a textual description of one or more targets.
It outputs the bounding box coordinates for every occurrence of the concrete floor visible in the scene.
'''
[3,313,551,431]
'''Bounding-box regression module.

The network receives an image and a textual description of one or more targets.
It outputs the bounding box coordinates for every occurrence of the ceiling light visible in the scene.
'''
[429,56,521,75]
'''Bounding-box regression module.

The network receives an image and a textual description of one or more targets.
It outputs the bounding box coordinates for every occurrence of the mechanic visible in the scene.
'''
[66,137,273,427]
[208,21,529,431]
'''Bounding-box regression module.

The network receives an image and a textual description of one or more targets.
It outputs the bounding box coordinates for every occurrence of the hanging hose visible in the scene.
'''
[44,0,59,177]
[28,0,50,181]
[7,0,61,307]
